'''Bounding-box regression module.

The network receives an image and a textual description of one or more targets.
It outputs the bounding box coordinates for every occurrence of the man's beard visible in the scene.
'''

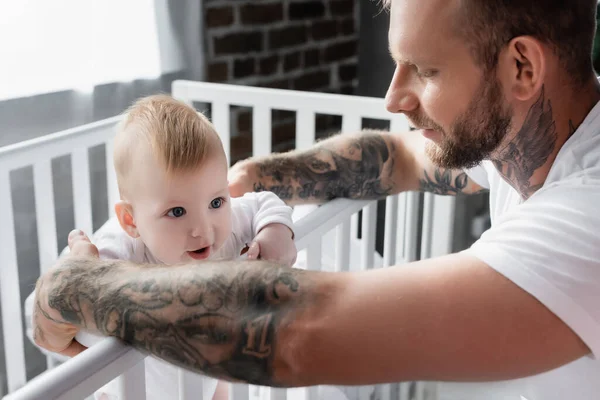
[408,75,513,170]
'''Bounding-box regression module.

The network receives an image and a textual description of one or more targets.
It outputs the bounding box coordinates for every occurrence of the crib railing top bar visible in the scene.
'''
[172,80,402,121]
[294,198,372,250]
[0,116,121,171]
[3,337,145,400]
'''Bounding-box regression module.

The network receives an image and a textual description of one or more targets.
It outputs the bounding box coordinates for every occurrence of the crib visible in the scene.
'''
[0,81,456,400]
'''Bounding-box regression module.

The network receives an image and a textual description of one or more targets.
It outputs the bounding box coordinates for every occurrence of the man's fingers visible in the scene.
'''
[228,179,247,198]
[59,339,88,357]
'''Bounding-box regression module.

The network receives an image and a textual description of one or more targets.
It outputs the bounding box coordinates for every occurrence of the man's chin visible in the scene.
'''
[424,141,482,170]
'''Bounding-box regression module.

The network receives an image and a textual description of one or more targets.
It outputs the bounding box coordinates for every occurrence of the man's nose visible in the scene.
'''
[385,64,419,114]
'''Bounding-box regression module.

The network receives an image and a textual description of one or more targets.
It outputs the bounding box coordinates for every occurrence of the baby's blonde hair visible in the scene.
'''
[113,94,219,196]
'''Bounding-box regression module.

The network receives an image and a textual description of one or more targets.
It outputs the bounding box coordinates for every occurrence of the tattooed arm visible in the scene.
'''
[34,252,341,386]
[34,244,588,386]
[228,129,487,204]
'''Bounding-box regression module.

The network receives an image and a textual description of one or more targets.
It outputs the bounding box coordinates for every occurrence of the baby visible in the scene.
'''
[26,94,297,400]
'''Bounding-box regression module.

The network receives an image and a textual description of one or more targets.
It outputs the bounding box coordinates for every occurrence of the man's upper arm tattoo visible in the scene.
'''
[46,259,308,387]
[253,133,395,201]
[419,168,486,195]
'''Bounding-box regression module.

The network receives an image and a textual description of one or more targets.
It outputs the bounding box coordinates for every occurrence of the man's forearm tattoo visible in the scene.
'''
[253,133,395,201]
[46,259,309,386]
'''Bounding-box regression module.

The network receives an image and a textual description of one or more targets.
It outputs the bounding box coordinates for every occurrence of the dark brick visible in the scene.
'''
[311,20,338,40]
[272,121,296,149]
[233,58,256,78]
[259,55,280,76]
[338,18,355,35]
[237,109,252,133]
[214,32,263,55]
[206,6,234,28]
[230,135,253,166]
[284,52,301,72]
[259,79,292,90]
[268,25,307,50]
[272,109,296,123]
[207,62,229,82]
[240,3,284,25]
[315,113,342,139]
[330,0,354,17]
[293,70,330,91]
[340,85,355,95]
[323,39,357,62]
[339,63,357,81]
[289,1,325,20]
[304,48,320,67]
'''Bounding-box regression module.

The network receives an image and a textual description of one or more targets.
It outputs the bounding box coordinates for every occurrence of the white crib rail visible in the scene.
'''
[0,81,456,400]
[0,117,121,394]
[3,198,377,400]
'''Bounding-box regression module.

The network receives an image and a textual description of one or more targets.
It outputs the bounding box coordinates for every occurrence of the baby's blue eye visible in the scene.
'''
[210,198,223,209]
[167,207,186,218]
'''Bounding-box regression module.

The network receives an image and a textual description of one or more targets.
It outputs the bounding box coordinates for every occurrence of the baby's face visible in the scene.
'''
[127,149,232,265]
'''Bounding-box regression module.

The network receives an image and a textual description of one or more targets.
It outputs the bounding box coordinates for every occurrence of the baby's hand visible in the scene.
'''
[247,223,297,267]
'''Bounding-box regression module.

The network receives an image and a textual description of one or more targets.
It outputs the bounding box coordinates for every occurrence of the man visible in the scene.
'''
[33,0,600,398]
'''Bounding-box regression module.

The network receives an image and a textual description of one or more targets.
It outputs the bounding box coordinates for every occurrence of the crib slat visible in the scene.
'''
[404,192,421,262]
[178,368,201,400]
[360,202,377,270]
[420,193,435,260]
[253,105,272,157]
[334,219,351,272]
[304,386,319,400]
[212,102,231,164]
[306,237,322,271]
[33,160,58,272]
[106,137,119,218]
[118,361,146,400]
[295,109,315,150]
[429,196,456,257]
[0,172,27,392]
[395,193,408,263]
[267,388,287,400]
[72,148,93,236]
[383,195,398,267]
[228,383,249,400]
[341,114,361,134]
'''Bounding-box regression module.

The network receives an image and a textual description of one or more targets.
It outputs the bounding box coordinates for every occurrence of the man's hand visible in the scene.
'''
[247,223,297,267]
[228,159,259,198]
[32,229,99,357]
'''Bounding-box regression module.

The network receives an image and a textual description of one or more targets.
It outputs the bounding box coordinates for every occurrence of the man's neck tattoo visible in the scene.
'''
[492,86,570,199]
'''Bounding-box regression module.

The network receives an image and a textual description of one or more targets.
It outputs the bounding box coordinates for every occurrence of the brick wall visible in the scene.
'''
[203,0,360,164]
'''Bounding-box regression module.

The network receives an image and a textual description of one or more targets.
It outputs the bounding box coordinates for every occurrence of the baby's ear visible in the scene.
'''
[115,201,139,238]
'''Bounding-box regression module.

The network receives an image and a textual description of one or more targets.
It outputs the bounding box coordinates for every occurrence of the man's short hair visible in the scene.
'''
[383,0,598,87]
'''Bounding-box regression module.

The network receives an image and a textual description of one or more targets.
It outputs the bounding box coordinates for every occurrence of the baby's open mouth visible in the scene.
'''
[188,246,211,260]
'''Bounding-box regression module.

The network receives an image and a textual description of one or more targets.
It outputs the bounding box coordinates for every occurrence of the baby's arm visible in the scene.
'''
[233,192,296,266]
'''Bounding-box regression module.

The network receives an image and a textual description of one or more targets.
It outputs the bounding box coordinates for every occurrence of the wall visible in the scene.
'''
[202,0,360,164]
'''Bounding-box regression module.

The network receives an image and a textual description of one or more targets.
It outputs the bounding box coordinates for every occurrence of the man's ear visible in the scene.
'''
[115,201,139,238]
[499,35,546,101]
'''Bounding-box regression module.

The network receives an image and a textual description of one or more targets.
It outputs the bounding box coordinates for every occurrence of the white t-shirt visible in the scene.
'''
[461,99,600,400]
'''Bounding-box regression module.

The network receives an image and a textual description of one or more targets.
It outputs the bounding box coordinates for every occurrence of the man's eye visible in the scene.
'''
[210,197,224,209]
[167,207,186,218]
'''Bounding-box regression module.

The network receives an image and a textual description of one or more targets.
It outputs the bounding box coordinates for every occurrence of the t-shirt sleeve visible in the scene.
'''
[462,181,600,358]
[231,192,295,240]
